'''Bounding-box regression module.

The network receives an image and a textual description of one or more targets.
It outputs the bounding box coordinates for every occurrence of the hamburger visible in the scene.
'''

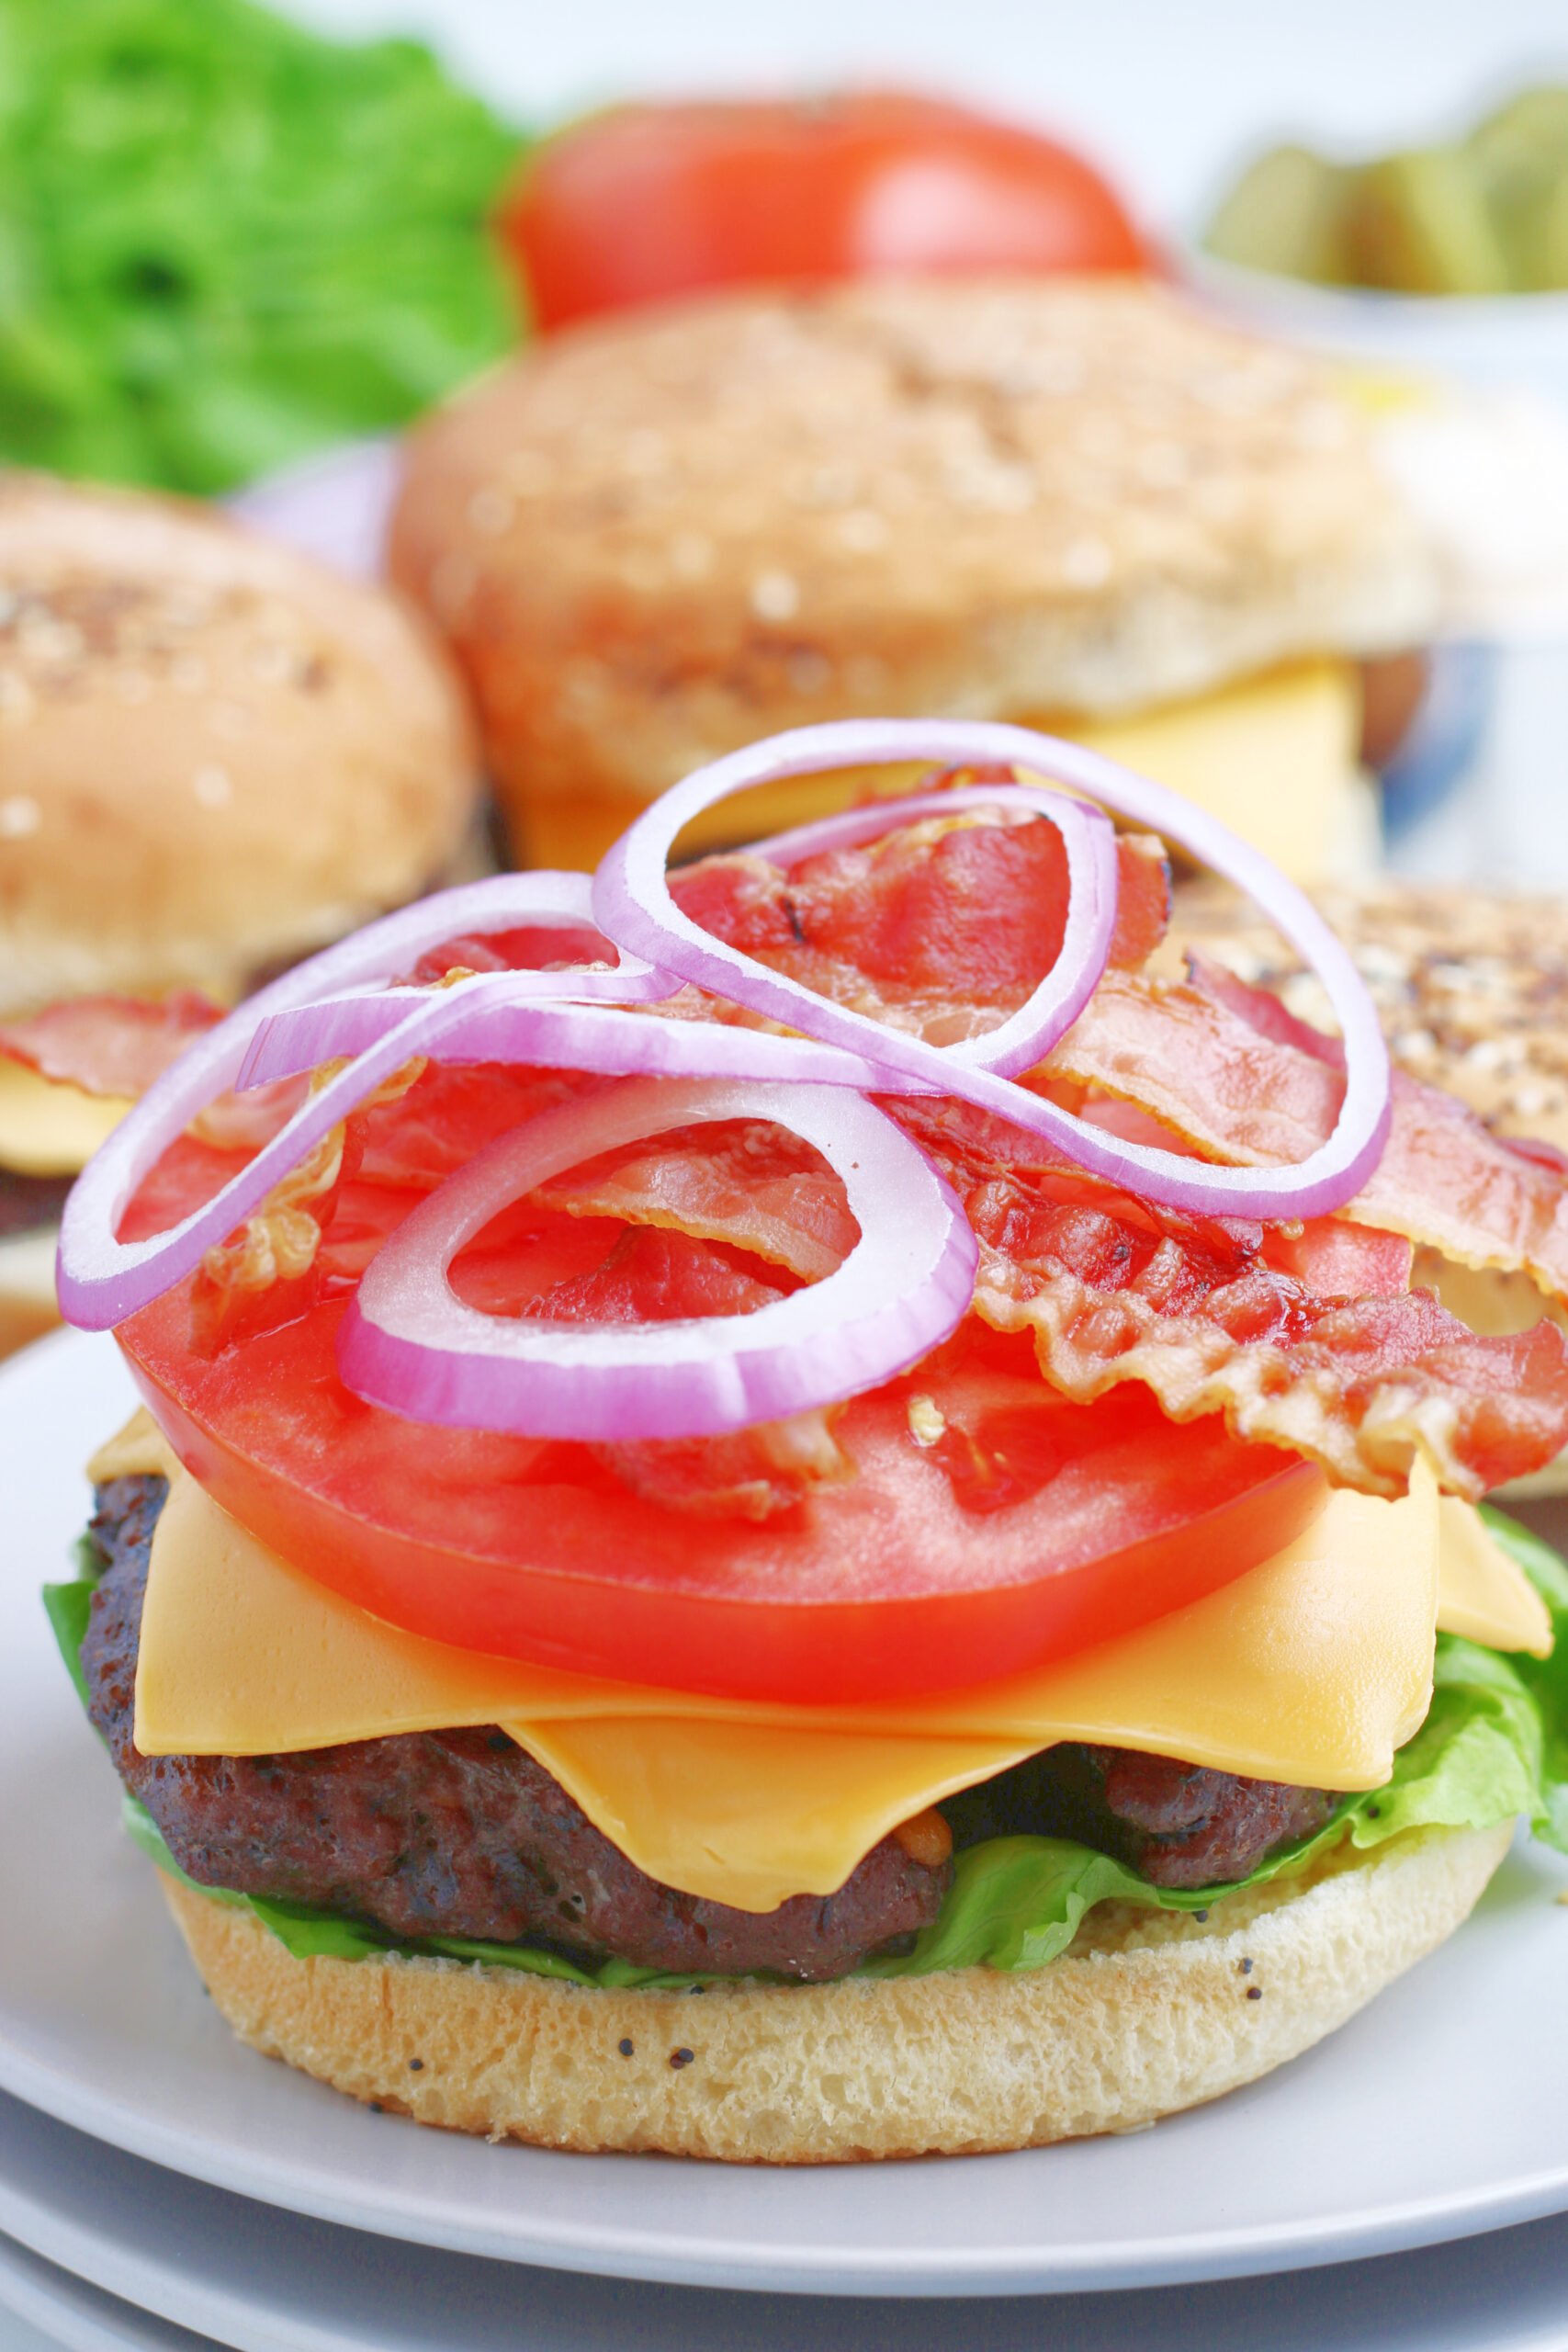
[389,277,1437,882]
[0,470,482,1355]
[46,720,1568,2161]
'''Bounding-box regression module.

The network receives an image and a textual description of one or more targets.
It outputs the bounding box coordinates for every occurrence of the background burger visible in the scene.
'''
[389,275,1438,883]
[0,469,482,1354]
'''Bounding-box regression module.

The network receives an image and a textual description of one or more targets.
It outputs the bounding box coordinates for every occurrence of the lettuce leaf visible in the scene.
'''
[49,1510,1568,1988]
[0,0,525,492]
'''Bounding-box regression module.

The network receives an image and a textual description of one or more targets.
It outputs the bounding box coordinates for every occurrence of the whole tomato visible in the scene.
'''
[502,91,1149,330]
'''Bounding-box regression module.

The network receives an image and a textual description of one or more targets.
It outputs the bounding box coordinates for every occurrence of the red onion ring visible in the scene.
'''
[239,980,938,1097]
[592,721,1393,1218]
[340,1078,977,1441]
[57,875,663,1331]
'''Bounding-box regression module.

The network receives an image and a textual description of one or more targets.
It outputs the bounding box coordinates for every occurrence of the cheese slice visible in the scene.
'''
[0,1061,133,1178]
[1042,658,1369,889]
[1435,1496,1552,1657]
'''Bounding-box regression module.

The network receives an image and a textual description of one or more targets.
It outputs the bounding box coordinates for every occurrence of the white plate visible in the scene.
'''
[0,2232,201,2352]
[4,1329,1568,2298]
[12,2089,1568,2352]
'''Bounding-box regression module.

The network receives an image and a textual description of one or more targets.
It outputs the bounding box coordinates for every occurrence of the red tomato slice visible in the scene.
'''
[117,1082,1325,1705]
[503,92,1148,333]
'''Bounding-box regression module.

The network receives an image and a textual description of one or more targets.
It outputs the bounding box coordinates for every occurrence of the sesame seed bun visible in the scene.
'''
[389,276,1437,868]
[0,471,483,1018]
[158,1821,1507,2163]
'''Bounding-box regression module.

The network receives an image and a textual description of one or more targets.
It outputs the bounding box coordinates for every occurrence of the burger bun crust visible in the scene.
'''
[0,471,482,1017]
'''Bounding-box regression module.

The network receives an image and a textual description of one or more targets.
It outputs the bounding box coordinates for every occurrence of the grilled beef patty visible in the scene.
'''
[82,1476,1339,1976]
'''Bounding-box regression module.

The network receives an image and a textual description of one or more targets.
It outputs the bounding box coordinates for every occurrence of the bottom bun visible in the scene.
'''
[0,1228,62,1360]
[158,1821,1510,2163]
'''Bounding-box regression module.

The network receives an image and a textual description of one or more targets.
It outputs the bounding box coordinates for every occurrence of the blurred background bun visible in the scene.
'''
[0,471,481,1015]
[390,275,1438,879]
[0,469,484,1352]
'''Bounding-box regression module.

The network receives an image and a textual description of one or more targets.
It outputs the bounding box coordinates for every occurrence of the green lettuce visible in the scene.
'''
[0,0,525,492]
[47,1510,1568,1988]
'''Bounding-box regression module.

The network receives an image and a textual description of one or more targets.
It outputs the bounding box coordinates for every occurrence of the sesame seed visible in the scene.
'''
[0,795,41,838]
[1238,1957,1254,1975]
[1246,1985,1263,2001]
[192,764,232,809]
[670,2047,694,2070]
[1192,1908,1210,1923]
[1060,537,1112,591]
[750,571,801,624]
[409,2058,424,2071]
[618,2038,635,2057]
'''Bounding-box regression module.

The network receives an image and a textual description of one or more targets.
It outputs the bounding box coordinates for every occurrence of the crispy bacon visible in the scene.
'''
[1183,962,1568,1305]
[0,993,220,1099]
[670,813,1171,1048]
[892,1105,1568,1501]
[536,1117,855,1283]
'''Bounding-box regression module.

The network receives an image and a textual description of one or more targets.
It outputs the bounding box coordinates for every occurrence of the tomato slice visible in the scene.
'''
[502,92,1148,332]
[118,1085,1325,1703]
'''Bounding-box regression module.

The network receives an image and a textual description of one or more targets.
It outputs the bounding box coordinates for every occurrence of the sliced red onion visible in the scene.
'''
[592,720,1393,1218]
[57,874,666,1332]
[340,1078,977,1440]
[240,980,935,1096]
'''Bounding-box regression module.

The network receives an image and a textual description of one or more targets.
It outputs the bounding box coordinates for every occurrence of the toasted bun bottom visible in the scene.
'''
[158,1821,1509,2163]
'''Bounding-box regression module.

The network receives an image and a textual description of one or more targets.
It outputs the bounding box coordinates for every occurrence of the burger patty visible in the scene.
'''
[940,1744,1337,1890]
[0,1169,73,1240]
[82,1476,1340,1976]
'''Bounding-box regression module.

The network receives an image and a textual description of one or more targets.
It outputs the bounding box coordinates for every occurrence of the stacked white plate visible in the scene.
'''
[6,1330,1568,2351]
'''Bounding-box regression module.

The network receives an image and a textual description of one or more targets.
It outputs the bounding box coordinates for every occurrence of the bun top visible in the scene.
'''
[389,276,1438,824]
[0,472,481,1016]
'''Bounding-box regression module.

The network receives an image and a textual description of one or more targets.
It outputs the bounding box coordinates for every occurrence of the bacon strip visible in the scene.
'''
[1027,966,1568,1306]
[670,816,1170,1049]
[0,994,220,1100]
[906,1128,1568,1502]
[536,1118,855,1283]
